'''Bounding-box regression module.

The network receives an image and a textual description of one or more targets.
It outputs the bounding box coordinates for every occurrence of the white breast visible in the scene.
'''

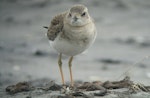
[50,22,96,56]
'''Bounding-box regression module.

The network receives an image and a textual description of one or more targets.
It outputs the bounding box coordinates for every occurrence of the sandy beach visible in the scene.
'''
[0,0,150,97]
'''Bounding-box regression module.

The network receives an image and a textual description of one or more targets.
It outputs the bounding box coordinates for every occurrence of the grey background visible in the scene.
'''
[0,0,150,89]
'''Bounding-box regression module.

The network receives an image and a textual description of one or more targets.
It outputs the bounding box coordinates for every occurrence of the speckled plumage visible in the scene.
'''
[70,5,86,14]
[47,12,66,41]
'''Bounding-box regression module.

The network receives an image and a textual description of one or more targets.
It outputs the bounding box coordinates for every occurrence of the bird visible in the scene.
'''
[46,4,97,87]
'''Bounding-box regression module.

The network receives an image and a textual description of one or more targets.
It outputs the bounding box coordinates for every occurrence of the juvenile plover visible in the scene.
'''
[46,4,97,86]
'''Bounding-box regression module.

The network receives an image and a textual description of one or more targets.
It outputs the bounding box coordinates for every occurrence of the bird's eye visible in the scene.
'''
[69,13,72,17]
[81,12,86,16]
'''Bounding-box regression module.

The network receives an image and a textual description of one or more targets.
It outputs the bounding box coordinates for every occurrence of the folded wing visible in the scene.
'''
[47,12,66,41]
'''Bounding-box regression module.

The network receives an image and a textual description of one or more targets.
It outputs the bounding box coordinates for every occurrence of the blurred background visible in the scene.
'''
[0,0,150,88]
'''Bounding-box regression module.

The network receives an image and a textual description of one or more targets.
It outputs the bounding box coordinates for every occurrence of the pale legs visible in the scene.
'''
[58,53,65,85]
[68,56,74,87]
[58,53,74,87]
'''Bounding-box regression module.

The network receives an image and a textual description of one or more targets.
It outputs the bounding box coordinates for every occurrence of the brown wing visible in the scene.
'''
[47,12,67,41]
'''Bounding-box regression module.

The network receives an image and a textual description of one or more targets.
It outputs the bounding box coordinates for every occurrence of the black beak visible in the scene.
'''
[74,16,78,21]
[43,26,48,29]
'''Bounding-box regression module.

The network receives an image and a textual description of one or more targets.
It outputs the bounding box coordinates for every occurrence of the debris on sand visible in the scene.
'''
[77,81,105,91]
[102,76,150,93]
[103,76,132,89]
[6,82,33,94]
[5,77,150,97]
[38,81,61,91]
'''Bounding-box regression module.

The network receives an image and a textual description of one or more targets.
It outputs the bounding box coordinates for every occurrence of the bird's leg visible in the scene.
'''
[68,56,74,87]
[58,53,65,85]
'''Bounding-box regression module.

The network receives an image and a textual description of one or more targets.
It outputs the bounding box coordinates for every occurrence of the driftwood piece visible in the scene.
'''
[103,76,133,89]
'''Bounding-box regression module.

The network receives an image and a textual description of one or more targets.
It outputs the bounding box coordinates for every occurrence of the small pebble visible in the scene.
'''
[33,50,47,56]
[13,65,21,71]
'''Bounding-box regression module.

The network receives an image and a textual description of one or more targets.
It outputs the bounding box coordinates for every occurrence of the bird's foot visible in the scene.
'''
[60,85,76,94]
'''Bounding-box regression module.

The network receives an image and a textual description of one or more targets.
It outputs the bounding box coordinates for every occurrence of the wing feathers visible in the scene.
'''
[47,12,67,41]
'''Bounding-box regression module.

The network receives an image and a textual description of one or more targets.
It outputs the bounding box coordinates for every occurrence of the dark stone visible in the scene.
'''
[33,50,47,57]
[99,58,121,64]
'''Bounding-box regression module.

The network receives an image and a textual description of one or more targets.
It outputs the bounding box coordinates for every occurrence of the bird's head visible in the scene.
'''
[65,4,91,27]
